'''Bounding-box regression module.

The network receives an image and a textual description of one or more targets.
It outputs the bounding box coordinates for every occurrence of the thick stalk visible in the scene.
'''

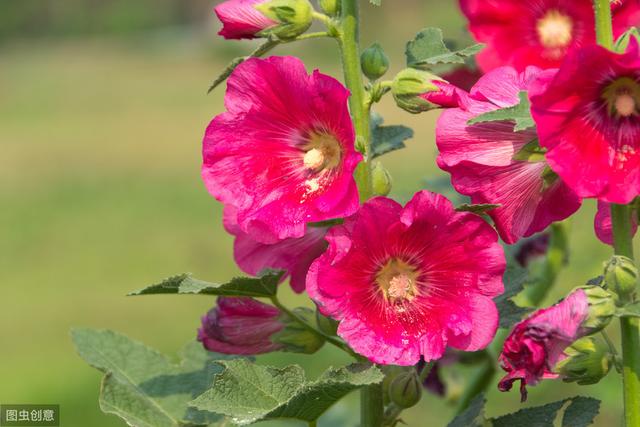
[594,0,640,422]
[337,1,380,425]
[339,0,373,201]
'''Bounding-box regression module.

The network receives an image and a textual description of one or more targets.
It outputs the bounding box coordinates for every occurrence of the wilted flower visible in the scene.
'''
[436,66,581,244]
[530,41,640,203]
[202,56,361,244]
[307,190,506,365]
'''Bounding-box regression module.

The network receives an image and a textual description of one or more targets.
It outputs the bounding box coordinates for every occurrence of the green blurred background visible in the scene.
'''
[0,1,632,425]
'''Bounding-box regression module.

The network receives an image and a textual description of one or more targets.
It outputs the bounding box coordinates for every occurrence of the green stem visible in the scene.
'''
[594,0,614,48]
[361,382,384,427]
[338,0,373,201]
[269,295,358,358]
[611,204,640,426]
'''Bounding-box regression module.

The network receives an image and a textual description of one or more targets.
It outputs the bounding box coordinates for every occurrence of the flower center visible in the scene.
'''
[536,10,573,49]
[303,148,325,169]
[376,258,420,302]
[602,77,640,118]
[302,132,342,171]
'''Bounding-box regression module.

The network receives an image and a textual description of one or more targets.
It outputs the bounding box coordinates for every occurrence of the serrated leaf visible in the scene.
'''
[491,396,600,427]
[72,329,232,427]
[128,270,284,298]
[562,396,600,427]
[495,267,532,328]
[447,394,485,427]
[370,113,413,159]
[406,27,484,68]
[191,360,384,425]
[455,203,500,214]
[468,91,535,131]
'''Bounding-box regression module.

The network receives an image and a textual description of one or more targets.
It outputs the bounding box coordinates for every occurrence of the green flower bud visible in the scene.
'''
[392,69,456,114]
[318,0,340,16]
[604,255,638,301]
[360,43,390,81]
[272,307,325,353]
[255,0,313,40]
[315,309,338,336]
[388,371,422,409]
[371,161,393,196]
[575,285,616,334]
[555,337,612,385]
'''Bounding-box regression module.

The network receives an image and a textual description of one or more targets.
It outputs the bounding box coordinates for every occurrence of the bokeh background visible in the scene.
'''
[0,1,633,426]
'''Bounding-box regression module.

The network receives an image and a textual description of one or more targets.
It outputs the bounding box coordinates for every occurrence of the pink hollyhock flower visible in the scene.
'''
[436,66,581,244]
[223,205,328,293]
[202,56,361,243]
[594,201,638,245]
[307,190,506,365]
[459,0,639,72]
[498,289,589,401]
[198,297,284,355]
[214,0,277,40]
[530,41,640,204]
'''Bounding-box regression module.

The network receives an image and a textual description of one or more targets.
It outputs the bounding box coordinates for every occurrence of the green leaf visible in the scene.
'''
[468,91,535,132]
[72,328,232,427]
[455,203,500,214]
[447,394,485,427]
[495,267,532,328]
[191,359,384,425]
[512,138,547,162]
[561,396,600,427]
[615,301,640,318]
[370,113,414,159]
[128,270,284,298]
[491,396,600,427]
[405,27,484,68]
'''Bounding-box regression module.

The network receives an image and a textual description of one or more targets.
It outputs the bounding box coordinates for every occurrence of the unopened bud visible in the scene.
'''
[574,285,616,334]
[255,0,313,40]
[272,307,325,353]
[361,43,389,81]
[371,161,393,196]
[315,309,338,336]
[388,371,422,409]
[392,69,460,114]
[604,255,638,300]
[555,337,611,385]
[318,0,340,16]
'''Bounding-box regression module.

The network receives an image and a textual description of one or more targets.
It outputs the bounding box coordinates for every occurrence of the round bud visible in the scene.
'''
[371,161,393,196]
[255,0,313,40]
[318,0,340,16]
[360,43,390,81]
[604,255,638,301]
[388,371,422,409]
[555,337,612,385]
[574,285,616,334]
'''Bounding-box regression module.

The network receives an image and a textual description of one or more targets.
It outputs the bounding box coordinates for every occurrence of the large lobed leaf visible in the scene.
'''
[370,112,414,159]
[128,270,284,298]
[406,27,483,68]
[72,328,232,427]
[468,91,535,132]
[494,267,533,328]
[192,359,384,425]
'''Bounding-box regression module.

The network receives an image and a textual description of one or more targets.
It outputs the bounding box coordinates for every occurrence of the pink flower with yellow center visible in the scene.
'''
[436,66,581,244]
[530,41,640,204]
[202,56,362,244]
[459,0,639,72]
[306,190,506,365]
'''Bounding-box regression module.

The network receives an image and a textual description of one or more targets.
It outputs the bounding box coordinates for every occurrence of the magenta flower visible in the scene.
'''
[198,297,284,355]
[223,205,328,293]
[498,289,589,401]
[594,201,638,245]
[459,0,638,72]
[307,190,506,365]
[530,41,640,204]
[436,66,581,244]
[202,56,362,243]
[214,0,277,40]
